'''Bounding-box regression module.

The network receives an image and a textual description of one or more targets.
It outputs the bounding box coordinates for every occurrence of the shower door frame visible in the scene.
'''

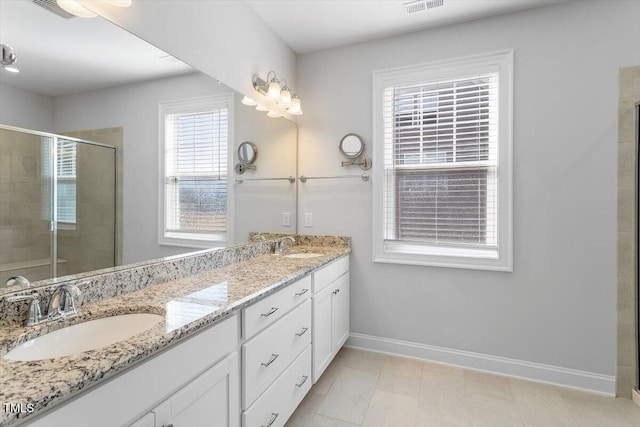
[0,124,118,280]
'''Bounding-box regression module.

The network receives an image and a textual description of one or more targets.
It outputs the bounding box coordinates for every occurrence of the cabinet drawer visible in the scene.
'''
[313,256,349,293]
[242,299,311,409]
[242,345,312,427]
[243,275,311,339]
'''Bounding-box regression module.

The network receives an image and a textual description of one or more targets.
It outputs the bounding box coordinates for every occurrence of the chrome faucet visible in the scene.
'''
[274,236,296,255]
[47,284,81,319]
[5,284,81,327]
[4,276,30,289]
[251,234,267,242]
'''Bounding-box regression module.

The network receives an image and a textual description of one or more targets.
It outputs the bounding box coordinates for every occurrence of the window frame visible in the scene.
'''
[372,50,513,271]
[56,139,77,230]
[158,94,235,248]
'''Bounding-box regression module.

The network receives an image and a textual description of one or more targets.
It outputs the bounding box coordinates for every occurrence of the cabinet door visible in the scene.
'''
[153,352,239,427]
[312,285,333,382]
[331,273,350,353]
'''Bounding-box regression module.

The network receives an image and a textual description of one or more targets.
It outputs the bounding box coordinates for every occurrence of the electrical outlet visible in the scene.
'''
[304,213,313,227]
[282,212,291,227]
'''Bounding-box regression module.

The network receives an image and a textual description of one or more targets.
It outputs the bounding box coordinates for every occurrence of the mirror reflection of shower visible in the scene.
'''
[0,126,116,286]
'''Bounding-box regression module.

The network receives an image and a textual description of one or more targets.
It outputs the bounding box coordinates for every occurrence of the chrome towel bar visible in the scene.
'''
[235,176,295,184]
[298,173,369,183]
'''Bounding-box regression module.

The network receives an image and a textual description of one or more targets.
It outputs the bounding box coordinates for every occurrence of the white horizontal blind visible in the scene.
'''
[56,139,77,224]
[383,73,499,249]
[164,106,228,235]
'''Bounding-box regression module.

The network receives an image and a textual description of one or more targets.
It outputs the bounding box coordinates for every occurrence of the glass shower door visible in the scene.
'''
[56,138,116,277]
[0,128,54,283]
[1,127,117,285]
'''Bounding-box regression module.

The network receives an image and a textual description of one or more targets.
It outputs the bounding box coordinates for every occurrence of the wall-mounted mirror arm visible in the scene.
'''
[342,156,372,170]
[339,133,372,171]
[235,163,257,174]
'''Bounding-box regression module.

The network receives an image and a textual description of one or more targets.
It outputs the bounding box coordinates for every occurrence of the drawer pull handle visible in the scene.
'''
[333,289,340,295]
[295,375,309,387]
[295,327,309,337]
[261,307,279,317]
[262,412,279,427]
[295,288,309,296]
[261,353,279,367]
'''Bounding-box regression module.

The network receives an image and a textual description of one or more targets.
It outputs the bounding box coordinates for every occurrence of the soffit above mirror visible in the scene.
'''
[0,0,194,96]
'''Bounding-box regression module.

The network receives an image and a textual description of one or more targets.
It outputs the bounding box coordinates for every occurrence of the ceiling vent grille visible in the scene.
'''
[402,0,444,14]
[32,0,76,19]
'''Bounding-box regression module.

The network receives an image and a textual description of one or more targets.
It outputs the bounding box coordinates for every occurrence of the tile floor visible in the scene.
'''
[285,347,640,427]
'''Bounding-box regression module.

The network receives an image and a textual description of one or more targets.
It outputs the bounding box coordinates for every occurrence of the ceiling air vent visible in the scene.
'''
[402,0,444,14]
[32,0,76,19]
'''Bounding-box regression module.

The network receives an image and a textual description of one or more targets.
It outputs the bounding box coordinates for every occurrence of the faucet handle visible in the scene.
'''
[6,292,43,326]
[6,291,39,303]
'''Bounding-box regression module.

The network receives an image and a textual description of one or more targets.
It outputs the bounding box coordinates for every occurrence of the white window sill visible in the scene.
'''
[159,232,228,249]
[374,242,512,272]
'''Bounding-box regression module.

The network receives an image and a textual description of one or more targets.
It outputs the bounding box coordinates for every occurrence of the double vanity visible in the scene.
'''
[0,236,351,427]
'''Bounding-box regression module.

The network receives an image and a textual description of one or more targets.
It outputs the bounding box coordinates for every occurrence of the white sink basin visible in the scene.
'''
[284,253,323,259]
[4,313,164,361]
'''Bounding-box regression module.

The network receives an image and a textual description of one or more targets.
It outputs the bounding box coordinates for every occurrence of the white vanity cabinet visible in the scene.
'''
[240,276,313,427]
[148,353,238,427]
[26,315,239,427]
[22,253,350,427]
[312,256,350,382]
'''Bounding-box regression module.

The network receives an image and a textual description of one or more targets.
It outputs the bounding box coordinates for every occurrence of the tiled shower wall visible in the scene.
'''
[62,128,123,267]
[0,130,56,282]
[617,65,640,397]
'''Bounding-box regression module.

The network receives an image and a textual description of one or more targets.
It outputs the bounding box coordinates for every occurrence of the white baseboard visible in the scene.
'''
[347,333,615,395]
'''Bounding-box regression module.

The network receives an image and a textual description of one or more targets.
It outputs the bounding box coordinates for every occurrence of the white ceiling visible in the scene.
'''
[245,0,570,54]
[0,0,571,96]
[0,0,194,97]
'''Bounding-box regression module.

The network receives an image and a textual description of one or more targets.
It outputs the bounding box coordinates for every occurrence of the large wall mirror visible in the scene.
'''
[0,0,297,293]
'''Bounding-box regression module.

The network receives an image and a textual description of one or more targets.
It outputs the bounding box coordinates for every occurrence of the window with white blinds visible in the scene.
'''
[41,139,77,227]
[373,51,513,271]
[159,95,233,246]
[57,139,77,225]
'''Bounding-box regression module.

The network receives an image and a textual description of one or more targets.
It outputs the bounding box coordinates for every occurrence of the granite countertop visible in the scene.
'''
[0,244,350,426]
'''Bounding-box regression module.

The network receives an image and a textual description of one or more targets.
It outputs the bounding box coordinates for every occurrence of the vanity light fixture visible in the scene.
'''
[252,71,303,116]
[1,43,19,73]
[56,0,132,19]
[279,82,292,107]
[267,72,281,100]
[267,110,281,118]
[241,96,258,106]
[255,104,269,112]
[288,95,303,116]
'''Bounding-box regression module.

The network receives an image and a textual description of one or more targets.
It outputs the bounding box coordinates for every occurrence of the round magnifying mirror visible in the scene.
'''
[238,141,258,165]
[339,134,365,159]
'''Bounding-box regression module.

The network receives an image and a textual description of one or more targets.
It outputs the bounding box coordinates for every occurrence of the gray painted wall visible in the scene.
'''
[52,73,297,264]
[88,0,296,104]
[0,83,53,132]
[296,0,640,376]
[53,73,231,263]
